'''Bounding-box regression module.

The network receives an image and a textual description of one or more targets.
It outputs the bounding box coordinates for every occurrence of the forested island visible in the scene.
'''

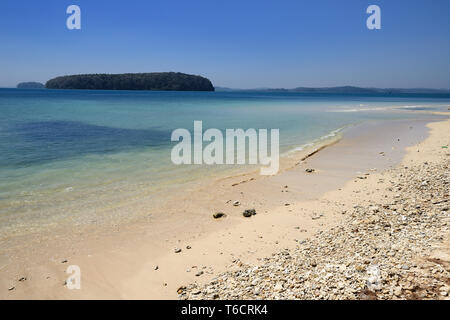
[17,82,45,89]
[45,72,214,91]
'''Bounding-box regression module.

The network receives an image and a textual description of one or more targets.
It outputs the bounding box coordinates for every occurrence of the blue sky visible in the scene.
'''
[1,0,449,88]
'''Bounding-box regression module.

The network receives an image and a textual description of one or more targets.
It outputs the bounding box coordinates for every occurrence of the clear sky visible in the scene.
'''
[1,0,449,89]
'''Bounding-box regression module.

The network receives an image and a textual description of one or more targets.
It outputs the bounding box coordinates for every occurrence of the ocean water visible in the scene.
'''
[0,88,448,233]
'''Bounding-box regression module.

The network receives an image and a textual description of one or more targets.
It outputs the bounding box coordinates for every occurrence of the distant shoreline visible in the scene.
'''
[215,85,450,96]
[16,82,45,89]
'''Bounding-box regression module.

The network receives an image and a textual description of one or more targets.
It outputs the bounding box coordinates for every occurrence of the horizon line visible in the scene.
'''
[3,85,450,91]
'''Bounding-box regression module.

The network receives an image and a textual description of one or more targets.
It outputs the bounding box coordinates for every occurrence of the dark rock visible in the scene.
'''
[243,209,256,217]
[213,212,226,219]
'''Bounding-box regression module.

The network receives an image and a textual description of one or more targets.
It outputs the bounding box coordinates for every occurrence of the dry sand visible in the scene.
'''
[1,115,448,299]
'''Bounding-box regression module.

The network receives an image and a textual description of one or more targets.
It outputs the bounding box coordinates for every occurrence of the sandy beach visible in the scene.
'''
[1,114,449,300]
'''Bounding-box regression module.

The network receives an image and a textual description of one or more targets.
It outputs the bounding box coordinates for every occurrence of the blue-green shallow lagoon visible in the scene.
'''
[0,88,448,234]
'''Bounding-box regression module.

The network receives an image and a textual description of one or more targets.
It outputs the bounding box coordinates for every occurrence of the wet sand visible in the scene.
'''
[0,115,448,299]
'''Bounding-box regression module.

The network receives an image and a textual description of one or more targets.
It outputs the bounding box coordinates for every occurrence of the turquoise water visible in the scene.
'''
[0,88,448,232]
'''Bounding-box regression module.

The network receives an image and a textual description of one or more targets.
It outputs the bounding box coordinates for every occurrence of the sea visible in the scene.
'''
[0,88,448,234]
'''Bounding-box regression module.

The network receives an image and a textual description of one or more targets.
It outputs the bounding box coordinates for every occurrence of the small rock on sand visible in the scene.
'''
[213,212,226,219]
[311,213,324,220]
[177,286,186,294]
[243,209,256,217]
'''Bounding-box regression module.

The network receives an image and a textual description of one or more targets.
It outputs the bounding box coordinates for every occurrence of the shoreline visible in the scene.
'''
[0,123,344,239]
[0,114,449,299]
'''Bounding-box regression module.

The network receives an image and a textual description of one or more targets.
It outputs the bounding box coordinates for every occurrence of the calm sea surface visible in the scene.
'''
[0,88,448,233]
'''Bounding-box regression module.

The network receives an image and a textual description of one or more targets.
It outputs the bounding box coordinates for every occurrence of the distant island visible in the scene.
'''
[215,86,450,95]
[17,82,45,89]
[45,72,214,91]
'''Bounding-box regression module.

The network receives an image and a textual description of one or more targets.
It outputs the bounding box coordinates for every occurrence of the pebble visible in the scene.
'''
[213,212,226,219]
[243,209,256,218]
[274,282,283,291]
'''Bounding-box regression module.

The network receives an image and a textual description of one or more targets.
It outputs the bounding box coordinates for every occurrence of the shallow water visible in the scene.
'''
[0,88,448,233]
